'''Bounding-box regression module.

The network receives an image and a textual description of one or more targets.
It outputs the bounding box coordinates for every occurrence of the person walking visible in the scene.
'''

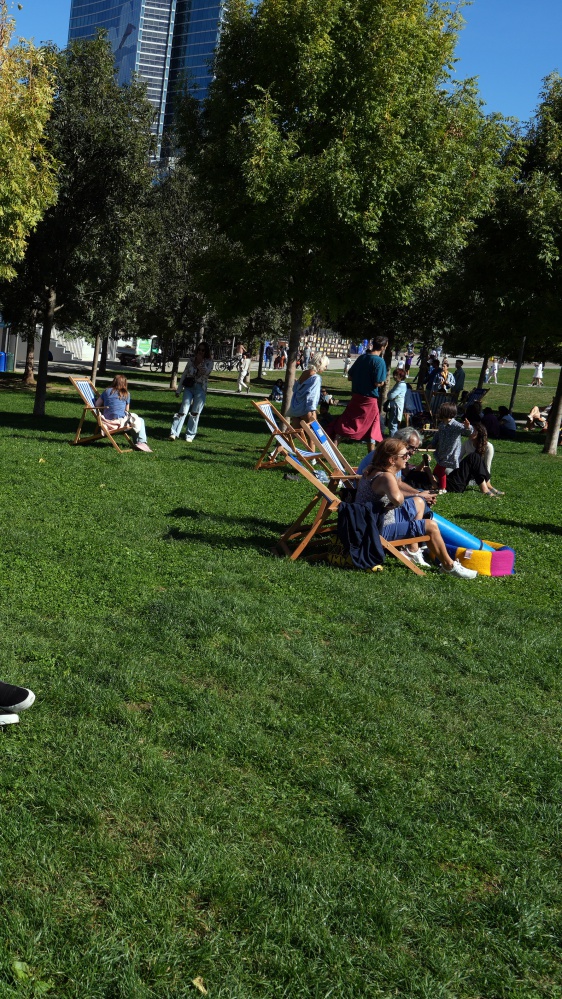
[532,361,544,386]
[489,358,499,384]
[169,341,214,442]
[327,335,388,450]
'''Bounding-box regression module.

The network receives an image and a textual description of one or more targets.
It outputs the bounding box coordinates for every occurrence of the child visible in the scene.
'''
[96,374,152,452]
[269,379,284,403]
[431,402,472,491]
[385,368,408,436]
[319,385,338,419]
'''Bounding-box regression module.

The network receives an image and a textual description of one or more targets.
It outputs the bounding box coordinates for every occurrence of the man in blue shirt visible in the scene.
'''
[327,336,388,450]
[451,359,466,400]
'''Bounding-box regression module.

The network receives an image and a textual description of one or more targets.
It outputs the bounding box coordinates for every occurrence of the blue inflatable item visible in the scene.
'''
[433,512,494,553]
[0,352,5,372]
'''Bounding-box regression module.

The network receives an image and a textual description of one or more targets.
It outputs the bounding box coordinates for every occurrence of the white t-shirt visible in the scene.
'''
[534,363,543,378]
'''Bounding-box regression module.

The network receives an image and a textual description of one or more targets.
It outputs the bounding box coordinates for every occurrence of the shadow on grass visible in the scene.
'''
[0,410,78,437]
[164,506,284,553]
[454,513,562,537]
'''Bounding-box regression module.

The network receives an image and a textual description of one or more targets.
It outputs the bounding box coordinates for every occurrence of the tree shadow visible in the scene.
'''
[164,506,284,552]
[0,410,79,437]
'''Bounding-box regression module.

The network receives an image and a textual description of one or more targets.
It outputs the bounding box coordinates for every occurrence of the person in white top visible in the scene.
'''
[169,342,214,442]
[237,351,252,393]
[532,362,544,386]
[489,358,499,384]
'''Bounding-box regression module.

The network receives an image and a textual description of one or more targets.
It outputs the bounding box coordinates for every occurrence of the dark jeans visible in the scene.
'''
[446,452,490,493]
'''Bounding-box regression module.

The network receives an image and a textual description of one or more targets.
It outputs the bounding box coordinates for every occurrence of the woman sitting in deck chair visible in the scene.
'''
[355,439,476,578]
[96,375,152,452]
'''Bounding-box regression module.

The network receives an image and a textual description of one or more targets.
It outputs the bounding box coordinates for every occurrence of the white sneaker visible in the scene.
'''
[441,560,478,580]
[0,711,20,726]
[405,548,431,569]
[185,435,195,442]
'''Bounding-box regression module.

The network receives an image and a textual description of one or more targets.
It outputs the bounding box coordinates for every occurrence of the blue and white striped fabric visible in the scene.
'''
[404,389,424,415]
[260,402,317,460]
[308,420,346,472]
[76,380,96,407]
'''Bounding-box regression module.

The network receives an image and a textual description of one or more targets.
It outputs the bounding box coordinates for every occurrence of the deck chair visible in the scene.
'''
[276,453,430,575]
[403,389,425,427]
[299,420,361,489]
[427,391,449,425]
[465,387,489,408]
[69,376,133,453]
[252,399,329,472]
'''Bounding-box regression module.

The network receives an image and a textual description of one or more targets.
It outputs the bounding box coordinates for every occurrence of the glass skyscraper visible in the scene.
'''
[68,0,224,147]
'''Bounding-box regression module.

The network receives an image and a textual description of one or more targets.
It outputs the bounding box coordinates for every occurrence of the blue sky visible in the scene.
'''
[9,0,562,125]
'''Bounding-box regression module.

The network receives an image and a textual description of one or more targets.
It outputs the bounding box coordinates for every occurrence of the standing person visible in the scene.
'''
[169,341,214,442]
[303,345,311,369]
[437,360,455,392]
[404,347,414,377]
[237,350,252,393]
[431,402,472,491]
[451,359,466,401]
[489,358,499,384]
[343,349,352,375]
[532,361,544,386]
[385,368,408,436]
[483,361,490,383]
[327,336,388,450]
[264,344,274,369]
[287,352,329,429]
[397,355,405,370]
[96,374,152,452]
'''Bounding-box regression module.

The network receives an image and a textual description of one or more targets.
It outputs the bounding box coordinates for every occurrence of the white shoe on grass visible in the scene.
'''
[405,548,431,569]
[440,560,477,580]
[185,435,195,442]
[0,711,19,726]
[0,682,35,712]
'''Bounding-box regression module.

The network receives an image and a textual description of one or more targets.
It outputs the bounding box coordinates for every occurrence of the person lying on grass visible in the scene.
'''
[525,398,555,431]
[95,374,152,452]
[354,438,477,578]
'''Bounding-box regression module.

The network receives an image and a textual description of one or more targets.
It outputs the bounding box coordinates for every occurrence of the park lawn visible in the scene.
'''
[0,377,561,999]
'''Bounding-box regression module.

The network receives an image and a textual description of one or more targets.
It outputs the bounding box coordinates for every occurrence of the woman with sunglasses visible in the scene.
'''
[355,439,477,578]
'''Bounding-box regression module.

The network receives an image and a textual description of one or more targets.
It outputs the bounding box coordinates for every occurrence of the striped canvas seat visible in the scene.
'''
[252,399,328,472]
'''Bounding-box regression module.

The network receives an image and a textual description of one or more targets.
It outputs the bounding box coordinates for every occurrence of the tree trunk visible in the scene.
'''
[99,335,109,376]
[22,333,36,385]
[508,336,526,414]
[258,339,265,379]
[169,348,181,390]
[282,300,304,416]
[33,288,56,417]
[542,364,562,455]
[477,354,489,390]
[90,330,101,385]
[161,344,168,373]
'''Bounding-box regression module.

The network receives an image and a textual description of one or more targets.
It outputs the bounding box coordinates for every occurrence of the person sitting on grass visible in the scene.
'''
[354,438,477,577]
[432,402,472,491]
[96,374,152,452]
[318,385,338,418]
[498,406,517,440]
[447,424,504,496]
[481,406,501,439]
[269,378,284,403]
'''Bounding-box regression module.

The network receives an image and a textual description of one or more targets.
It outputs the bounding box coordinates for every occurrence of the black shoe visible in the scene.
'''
[0,681,36,712]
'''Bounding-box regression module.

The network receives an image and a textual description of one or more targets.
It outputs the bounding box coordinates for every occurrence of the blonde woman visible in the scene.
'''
[287,352,330,429]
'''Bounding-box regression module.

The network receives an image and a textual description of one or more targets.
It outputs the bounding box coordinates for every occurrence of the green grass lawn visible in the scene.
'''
[0,375,561,999]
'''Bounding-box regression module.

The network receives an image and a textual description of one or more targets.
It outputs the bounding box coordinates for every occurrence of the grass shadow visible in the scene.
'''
[453,513,562,537]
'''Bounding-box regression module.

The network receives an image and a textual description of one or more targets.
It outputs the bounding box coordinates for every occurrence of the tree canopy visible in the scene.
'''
[178,0,509,409]
[0,0,57,280]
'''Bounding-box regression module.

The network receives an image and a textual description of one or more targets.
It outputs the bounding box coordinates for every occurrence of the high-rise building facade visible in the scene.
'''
[68,0,224,147]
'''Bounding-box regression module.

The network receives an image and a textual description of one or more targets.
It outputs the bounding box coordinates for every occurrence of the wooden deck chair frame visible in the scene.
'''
[251,399,329,472]
[299,419,361,491]
[403,389,425,427]
[69,376,133,453]
[275,454,430,575]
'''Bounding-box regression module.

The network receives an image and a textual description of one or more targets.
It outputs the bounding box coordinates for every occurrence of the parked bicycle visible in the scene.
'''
[214,356,243,372]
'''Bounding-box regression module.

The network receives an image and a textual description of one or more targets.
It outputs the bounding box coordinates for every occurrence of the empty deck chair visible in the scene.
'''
[69,376,132,453]
[464,387,489,409]
[427,391,449,425]
[403,389,425,427]
[276,453,430,575]
[251,399,328,472]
